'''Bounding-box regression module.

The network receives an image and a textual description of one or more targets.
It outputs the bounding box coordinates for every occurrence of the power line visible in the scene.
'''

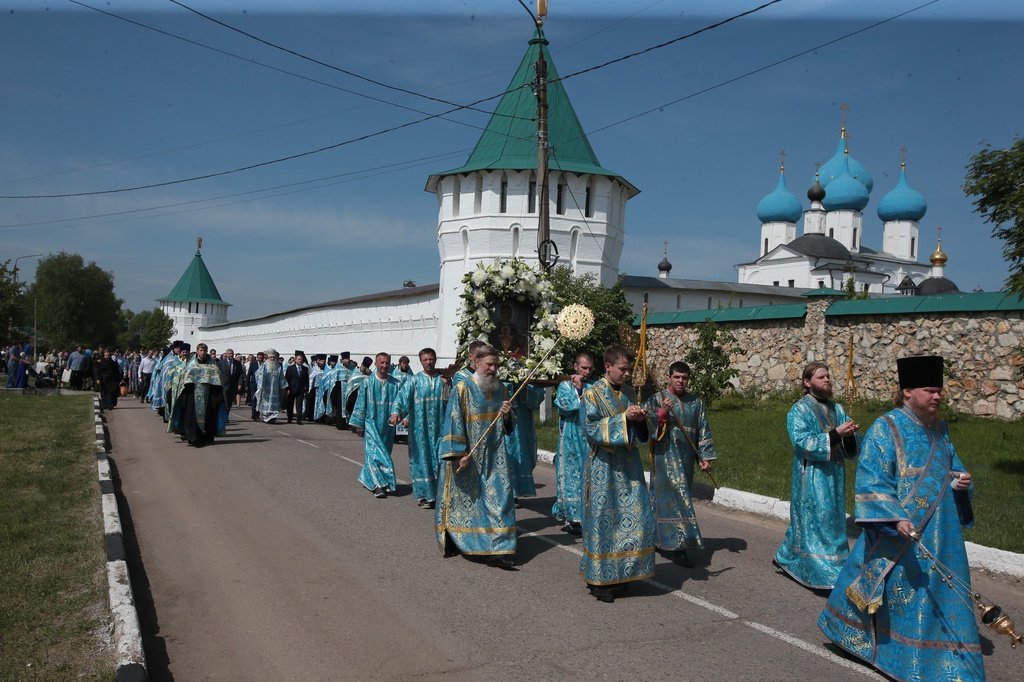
[6,0,784,200]
[583,0,940,137]
[64,1,495,132]
[167,0,516,120]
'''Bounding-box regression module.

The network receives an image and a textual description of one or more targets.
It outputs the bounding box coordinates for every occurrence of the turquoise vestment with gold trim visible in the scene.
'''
[579,378,655,586]
[435,377,516,556]
[818,407,984,682]
[775,394,859,589]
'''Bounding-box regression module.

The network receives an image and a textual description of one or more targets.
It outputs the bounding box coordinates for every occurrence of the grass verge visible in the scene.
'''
[536,395,1024,554]
[0,393,113,680]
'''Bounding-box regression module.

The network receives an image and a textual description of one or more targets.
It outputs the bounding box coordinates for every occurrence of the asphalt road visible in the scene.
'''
[105,400,1023,681]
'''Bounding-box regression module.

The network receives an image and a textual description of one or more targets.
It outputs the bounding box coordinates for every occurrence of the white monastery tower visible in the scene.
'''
[425,31,639,357]
[158,238,230,341]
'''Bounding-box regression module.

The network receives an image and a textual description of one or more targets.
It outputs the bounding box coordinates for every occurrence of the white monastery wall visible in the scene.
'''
[198,291,441,362]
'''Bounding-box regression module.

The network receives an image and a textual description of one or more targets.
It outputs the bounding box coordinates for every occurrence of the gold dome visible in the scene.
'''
[930,237,947,266]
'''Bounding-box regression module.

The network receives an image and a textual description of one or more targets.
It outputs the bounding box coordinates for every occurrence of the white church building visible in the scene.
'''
[736,129,935,295]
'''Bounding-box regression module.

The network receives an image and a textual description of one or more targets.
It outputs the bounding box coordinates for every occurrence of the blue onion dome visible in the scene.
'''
[877,166,927,222]
[821,153,869,211]
[757,170,803,223]
[818,136,874,193]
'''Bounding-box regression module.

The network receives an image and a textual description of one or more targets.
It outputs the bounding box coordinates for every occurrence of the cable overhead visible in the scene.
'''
[10,0,916,201]
[66,1,494,131]
[167,0,520,120]
[584,0,940,137]
[555,0,783,82]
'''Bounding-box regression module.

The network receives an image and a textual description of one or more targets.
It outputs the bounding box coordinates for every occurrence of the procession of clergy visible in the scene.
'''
[142,337,985,681]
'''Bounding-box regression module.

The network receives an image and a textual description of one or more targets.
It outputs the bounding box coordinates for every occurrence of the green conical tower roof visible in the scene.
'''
[426,31,637,196]
[158,248,230,306]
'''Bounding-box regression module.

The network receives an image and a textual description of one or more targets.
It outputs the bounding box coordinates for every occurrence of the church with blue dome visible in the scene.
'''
[736,119,953,296]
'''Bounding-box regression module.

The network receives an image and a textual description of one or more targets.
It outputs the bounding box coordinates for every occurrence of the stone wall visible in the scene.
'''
[646,300,1024,419]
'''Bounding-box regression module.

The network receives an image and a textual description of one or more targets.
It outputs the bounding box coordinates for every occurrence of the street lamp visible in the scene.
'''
[9,253,42,353]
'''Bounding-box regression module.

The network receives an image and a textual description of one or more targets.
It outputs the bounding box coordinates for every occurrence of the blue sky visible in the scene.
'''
[2,1,1022,320]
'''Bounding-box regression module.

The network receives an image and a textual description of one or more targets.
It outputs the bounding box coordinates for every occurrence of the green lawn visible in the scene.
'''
[537,395,1024,553]
[0,394,113,680]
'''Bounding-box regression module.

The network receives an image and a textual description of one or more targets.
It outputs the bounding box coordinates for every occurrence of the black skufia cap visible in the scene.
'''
[897,355,944,389]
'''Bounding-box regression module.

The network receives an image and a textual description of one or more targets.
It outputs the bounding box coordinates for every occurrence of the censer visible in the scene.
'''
[910,530,1023,649]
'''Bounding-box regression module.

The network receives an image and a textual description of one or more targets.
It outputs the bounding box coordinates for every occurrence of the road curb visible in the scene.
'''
[94,399,148,681]
[537,448,1023,579]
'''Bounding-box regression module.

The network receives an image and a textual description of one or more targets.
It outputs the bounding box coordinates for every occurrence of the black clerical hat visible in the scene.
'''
[340,351,351,360]
[180,343,191,353]
[897,355,944,389]
[328,354,338,363]
[361,356,372,367]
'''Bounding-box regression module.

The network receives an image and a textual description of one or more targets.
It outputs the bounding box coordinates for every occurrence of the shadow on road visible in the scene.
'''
[107,455,175,681]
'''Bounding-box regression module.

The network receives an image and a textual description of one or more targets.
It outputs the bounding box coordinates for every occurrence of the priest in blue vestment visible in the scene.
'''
[552,350,595,537]
[314,355,339,422]
[343,357,372,429]
[580,345,655,602]
[351,353,401,498]
[819,355,985,682]
[390,348,449,508]
[254,349,286,423]
[643,361,718,568]
[149,341,182,414]
[435,345,517,569]
[503,382,544,499]
[775,362,860,589]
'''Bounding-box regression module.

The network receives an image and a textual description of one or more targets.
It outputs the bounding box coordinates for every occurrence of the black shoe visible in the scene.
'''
[287,419,293,423]
[588,586,616,603]
[296,420,303,425]
[486,556,517,571]
[443,534,461,558]
[373,487,386,499]
[671,551,695,568]
[562,522,582,537]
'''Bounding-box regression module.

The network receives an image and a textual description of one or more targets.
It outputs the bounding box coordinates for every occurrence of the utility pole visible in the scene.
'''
[533,2,557,272]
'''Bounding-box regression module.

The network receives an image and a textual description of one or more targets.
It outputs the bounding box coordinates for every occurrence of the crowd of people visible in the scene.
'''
[6,334,984,680]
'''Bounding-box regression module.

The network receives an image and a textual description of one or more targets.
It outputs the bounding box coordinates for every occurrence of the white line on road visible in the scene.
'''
[518,530,882,679]
[275,430,290,436]
[296,439,319,448]
[325,451,877,678]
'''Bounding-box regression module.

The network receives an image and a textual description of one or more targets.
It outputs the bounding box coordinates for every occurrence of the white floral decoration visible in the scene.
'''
[456,257,564,382]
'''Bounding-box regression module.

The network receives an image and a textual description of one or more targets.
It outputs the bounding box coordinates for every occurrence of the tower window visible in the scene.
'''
[556,182,565,215]
[863,283,869,293]
[852,227,858,248]
[788,279,795,288]
[676,294,681,308]
[773,281,779,287]
[817,280,824,288]
[764,237,769,256]
[528,180,536,213]
[452,176,461,217]
[828,228,834,238]
[499,178,508,213]
[911,237,916,259]
[473,176,482,214]
[584,180,594,218]
[707,296,712,309]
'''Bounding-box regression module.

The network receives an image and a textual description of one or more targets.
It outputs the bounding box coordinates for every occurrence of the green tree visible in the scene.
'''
[963,137,1024,293]
[25,252,123,348]
[548,266,634,376]
[140,308,175,350]
[117,308,152,349]
[1,260,27,344]
[684,319,743,411]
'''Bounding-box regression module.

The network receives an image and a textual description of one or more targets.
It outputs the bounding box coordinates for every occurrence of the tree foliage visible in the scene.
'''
[140,308,176,350]
[1,260,27,344]
[548,266,634,376]
[684,320,743,411]
[963,137,1024,293]
[25,252,123,348]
